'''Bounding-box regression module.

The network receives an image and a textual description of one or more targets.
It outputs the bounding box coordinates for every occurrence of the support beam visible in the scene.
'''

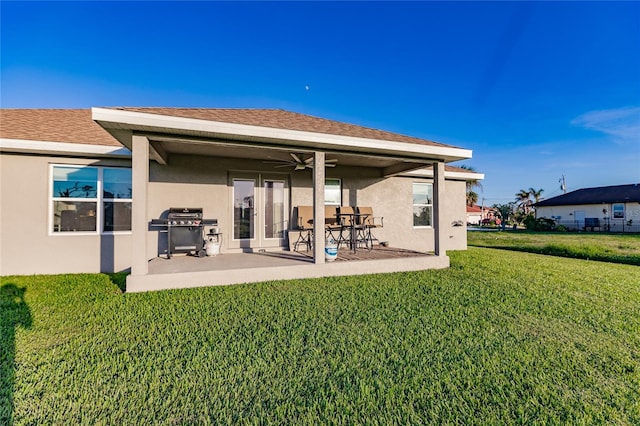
[382,161,429,178]
[313,152,326,264]
[433,161,446,257]
[149,140,168,165]
[131,135,150,276]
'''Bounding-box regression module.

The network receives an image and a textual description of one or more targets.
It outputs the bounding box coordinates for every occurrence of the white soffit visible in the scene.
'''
[92,107,473,162]
[404,168,485,181]
[0,138,131,157]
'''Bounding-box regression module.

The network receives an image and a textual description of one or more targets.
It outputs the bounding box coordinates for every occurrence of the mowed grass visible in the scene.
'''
[468,231,640,265]
[2,249,639,424]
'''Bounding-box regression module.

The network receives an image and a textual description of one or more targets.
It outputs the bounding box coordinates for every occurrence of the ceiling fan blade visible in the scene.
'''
[326,159,338,163]
[273,164,294,168]
[325,163,337,167]
[304,156,314,164]
[290,153,303,163]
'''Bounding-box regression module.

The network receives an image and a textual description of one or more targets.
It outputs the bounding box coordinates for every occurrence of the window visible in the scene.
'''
[325,178,341,205]
[51,165,132,233]
[412,182,433,227]
[613,203,625,219]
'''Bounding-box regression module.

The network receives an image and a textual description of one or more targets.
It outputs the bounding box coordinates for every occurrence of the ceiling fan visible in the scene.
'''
[264,153,337,170]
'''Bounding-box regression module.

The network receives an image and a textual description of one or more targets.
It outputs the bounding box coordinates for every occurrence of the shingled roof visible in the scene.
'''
[0,109,121,146]
[1,107,456,150]
[111,107,454,148]
[535,184,640,207]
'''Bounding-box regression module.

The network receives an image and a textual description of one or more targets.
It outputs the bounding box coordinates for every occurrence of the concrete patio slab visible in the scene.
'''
[128,247,448,292]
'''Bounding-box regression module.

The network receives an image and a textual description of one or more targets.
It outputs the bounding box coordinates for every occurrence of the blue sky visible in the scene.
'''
[2,1,639,205]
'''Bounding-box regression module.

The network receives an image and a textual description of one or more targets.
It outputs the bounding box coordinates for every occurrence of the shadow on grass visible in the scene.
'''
[1,283,32,425]
[106,272,128,293]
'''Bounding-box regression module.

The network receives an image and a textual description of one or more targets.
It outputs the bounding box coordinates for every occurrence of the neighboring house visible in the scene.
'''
[466,205,482,225]
[466,205,498,226]
[535,184,640,232]
[1,108,483,291]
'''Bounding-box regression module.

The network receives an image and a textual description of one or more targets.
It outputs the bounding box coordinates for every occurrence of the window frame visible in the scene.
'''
[612,203,625,219]
[412,182,433,229]
[324,178,342,206]
[49,164,132,236]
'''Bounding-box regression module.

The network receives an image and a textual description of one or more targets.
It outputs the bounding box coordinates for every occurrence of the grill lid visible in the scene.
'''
[168,207,203,219]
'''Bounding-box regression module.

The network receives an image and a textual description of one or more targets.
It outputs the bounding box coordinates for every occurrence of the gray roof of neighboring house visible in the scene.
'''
[535,184,640,207]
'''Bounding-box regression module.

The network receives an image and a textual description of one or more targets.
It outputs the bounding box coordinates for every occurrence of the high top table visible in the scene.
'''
[336,212,371,253]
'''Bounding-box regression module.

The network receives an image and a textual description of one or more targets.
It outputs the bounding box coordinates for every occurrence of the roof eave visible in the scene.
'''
[0,137,131,158]
[402,168,485,181]
[92,107,472,163]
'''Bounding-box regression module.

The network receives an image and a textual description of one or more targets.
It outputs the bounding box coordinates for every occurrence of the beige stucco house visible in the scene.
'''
[0,108,483,291]
[535,184,640,232]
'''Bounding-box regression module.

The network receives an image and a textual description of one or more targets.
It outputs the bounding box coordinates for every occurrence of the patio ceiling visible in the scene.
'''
[145,134,429,170]
[92,107,478,178]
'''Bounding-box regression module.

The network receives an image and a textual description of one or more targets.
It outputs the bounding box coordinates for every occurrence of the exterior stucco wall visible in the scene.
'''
[288,165,467,252]
[1,151,470,276]
[0,153,132,275]
[536,203,640,232]
[146,155,468,256]
[146,154,299,258]
[442,179,468,249]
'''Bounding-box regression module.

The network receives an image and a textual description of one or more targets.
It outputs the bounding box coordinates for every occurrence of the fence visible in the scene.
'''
[553,219,640,233]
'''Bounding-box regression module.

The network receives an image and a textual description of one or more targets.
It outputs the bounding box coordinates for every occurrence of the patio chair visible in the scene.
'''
[324,205,341,242]
[337,206,369,251]
[294,205,313,251]
[336,206,353,248]
[357,206,383,248]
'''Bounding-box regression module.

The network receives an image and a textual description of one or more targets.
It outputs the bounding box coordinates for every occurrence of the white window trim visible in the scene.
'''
[231,177,257,242]
[49,164,132,236]
[412,182,433,229]
[325,178,342,206]
[612,203,625,219]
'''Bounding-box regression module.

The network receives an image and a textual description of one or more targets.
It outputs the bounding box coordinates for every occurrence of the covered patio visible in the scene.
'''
[134,247,446,292]
[92,107,474,292]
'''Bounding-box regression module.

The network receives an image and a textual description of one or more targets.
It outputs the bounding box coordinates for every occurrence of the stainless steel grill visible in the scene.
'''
[151,208,218,258]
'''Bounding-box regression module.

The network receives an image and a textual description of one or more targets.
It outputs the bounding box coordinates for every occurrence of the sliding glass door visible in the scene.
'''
[230,173,289,250]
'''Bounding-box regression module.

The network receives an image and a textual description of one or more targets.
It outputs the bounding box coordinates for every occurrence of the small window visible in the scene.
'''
[412,182,433,227]
[51,165,132,233]
[325,178,341,206]
[613,203,625,219]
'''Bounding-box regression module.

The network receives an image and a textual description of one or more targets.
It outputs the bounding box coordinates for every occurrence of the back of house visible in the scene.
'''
[1,107,483,290]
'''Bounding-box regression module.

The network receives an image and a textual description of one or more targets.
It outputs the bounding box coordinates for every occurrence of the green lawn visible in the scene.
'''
[468,230,640,265]
[2,249,639,424]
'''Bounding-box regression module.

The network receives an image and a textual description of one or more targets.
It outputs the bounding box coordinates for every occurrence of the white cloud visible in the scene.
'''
[571,106,640,142]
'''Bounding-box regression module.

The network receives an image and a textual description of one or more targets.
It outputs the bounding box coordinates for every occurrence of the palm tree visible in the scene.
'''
[460,165,483,206]
[466,190,479,207]
[493,202,516,229]
[515,189,532,214]
[529,187,544,203]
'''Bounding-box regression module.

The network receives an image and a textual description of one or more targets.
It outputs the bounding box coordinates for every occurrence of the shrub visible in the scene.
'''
[523,215,556,231]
